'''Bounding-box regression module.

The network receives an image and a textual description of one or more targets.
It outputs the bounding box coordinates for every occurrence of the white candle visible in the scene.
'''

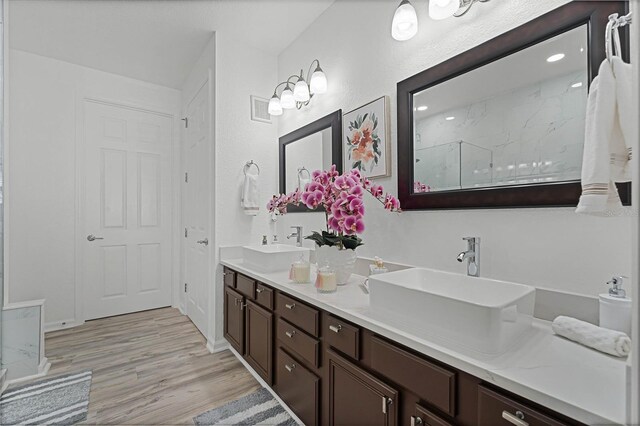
[316,270,337,293]
[291,263,310,283]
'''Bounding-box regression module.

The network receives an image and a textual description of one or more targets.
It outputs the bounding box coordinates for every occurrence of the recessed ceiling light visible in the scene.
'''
[571,82,583,88]
[445,116,455,121]
[546,53,565,63]
[416,105,428,111]
[580,47,585,53]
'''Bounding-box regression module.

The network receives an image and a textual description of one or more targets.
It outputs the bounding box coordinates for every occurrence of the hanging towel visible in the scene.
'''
[576,57,632,215]
[552,315,631,357]
[241,173,260,216]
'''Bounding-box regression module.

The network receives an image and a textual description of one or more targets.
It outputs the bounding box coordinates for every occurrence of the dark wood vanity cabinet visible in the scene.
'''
[223,268,585,426]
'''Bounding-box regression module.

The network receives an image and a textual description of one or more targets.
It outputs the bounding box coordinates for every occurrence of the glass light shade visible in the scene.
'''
[280,87,296,109]
[293,79,310,102]
[268,95,283,116]
[391,0,418,41]
[310,69,327,94]
[428,0,459,20]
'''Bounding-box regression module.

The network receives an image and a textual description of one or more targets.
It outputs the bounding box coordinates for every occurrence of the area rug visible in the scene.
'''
[0,370,92,425]
[193,388,298,426]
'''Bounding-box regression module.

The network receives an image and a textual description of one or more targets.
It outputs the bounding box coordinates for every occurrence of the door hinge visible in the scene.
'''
[185,228,188,238]
[185,172,189,183]
[184,283,188,293]
[181,117,188,128]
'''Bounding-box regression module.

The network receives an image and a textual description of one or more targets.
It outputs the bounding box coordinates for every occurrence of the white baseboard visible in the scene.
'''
[177,305,186,316]
[228,346,304,426]
[44,318,85,333]
[207,339,229,354]
[4,358,51,389]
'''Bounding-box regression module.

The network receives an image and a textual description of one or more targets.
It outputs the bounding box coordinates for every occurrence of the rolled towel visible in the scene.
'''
[552,315,631,357]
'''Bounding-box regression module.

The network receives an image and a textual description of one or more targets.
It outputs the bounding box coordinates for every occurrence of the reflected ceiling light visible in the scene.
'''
[268,59,327,114]
[546,53,565,62]
[429,0,459,20]
[445,116,455,120]
[392,0,418,41]
[417,105,428,111]
[571,82,583,88]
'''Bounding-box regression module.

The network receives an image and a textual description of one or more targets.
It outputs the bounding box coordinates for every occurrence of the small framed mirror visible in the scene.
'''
[279,110,342,212]
[397,1,630,209]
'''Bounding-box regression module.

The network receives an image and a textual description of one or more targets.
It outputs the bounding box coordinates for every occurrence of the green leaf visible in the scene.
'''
[305,231,326,246]
[341,235,364,250]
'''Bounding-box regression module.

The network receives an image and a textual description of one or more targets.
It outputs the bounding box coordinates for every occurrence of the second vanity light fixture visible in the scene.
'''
[391,0,491,41]
[267,59,327,116]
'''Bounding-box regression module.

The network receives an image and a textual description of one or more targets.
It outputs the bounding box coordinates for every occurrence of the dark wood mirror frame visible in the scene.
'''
[279,110,342,213]
[397,1,630,210]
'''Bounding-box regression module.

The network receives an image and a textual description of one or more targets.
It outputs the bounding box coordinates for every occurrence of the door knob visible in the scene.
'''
[87,234,104,242]
[197,238,209,246]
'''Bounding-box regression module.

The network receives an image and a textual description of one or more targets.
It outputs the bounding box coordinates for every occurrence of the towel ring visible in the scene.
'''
[297,167,310,190]
[244,160,260,176]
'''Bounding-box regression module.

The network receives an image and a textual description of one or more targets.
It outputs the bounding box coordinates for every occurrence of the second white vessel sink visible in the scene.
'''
[368,268,535,354]
[242,244,310,273]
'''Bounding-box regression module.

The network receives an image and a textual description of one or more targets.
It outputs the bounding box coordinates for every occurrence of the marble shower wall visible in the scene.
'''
[414,70,587,190]
[1,303,43,381]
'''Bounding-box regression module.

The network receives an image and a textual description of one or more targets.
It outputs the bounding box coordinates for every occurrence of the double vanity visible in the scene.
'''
[221,246,626,426]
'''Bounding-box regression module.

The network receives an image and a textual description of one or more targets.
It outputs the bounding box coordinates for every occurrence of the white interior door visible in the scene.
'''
[83,100,173,320]
[182,81,211,337]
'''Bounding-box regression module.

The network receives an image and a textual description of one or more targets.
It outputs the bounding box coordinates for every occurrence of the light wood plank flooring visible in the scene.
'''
[45,307,260,425]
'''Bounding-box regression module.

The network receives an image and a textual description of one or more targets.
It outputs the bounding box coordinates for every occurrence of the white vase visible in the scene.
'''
[315,245,357,286]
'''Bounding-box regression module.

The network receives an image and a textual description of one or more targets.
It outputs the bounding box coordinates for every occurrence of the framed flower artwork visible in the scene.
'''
[342,96,391,179]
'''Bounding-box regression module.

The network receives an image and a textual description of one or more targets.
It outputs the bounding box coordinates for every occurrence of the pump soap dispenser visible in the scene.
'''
[599,276,632,335]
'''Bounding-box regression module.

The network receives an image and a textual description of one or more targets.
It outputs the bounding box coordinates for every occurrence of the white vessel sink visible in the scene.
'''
[242,244,310,273]
[368,268,535,354]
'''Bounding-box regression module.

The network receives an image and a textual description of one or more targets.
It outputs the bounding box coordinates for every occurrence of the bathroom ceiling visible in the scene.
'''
[8,0,335,89]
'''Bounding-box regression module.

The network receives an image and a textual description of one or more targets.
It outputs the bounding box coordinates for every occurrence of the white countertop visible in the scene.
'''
[220,257,628,425]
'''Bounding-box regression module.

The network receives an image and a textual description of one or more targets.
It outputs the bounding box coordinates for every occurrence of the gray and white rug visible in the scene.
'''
[0,370,92,425]
[194,388,298,426]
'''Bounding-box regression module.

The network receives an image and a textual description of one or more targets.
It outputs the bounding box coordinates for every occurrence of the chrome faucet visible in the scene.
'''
[457,237,480,277]
[287,226,303,247]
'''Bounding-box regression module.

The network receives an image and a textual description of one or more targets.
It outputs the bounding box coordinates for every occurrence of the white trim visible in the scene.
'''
[2,299,45,310]
[228,346,304,426]
[3,358,51,389]
[207,338,229,354]
[44,319,85,333]
[74,95,178,324]
[3,0,10,306]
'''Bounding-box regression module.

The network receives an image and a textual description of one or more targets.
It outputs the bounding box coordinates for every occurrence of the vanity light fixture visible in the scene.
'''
[546,53,565,62]
[445,116,455,120]
[268,59,327,116]
[391,0,419,41]
[429,0,490,20]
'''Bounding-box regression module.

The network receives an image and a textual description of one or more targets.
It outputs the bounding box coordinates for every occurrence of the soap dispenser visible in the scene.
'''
[599,276,632,335]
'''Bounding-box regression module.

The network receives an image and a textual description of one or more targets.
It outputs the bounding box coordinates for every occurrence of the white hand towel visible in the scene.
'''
[241,173,260,216]
[576,58,632,216]
[552,315,631,357]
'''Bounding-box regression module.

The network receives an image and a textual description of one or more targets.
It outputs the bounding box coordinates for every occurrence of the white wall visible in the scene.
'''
[6,49,181,326]
[211,32,279,346]
[275,0,633,298]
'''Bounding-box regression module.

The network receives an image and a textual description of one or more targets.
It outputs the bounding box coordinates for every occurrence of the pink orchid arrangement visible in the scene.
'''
[267,165,400,249]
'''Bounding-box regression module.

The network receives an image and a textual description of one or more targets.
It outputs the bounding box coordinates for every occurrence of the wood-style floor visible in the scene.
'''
[45,307,260,425]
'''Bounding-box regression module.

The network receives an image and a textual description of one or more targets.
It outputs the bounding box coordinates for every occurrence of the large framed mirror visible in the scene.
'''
[279,110,342,212]
[397,1,630,210]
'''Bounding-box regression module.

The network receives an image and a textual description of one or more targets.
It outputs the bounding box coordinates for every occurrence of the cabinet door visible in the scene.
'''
[245,300,273,384]
[327,349,398,426]
[277,348,320,426]
[224,286,245,354]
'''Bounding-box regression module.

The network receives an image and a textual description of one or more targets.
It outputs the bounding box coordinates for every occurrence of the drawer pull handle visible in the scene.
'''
[502,411,528,426]
[410,416,423,426]
[256,288,264,294]
[285,330,296,338]
[285,363,296,373]
[329,324,342,333]
[285,303,296,310]
[381,396,392,414]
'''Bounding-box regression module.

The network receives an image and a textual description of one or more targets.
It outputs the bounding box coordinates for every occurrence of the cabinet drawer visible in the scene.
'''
[255,283,274,310]
[478,386,569,426]
[371,336,456,416]
[413,403,453,426]
[223,268,236,288]
[323,314,360,360]
[277,318,319,368]
[236,274,256,300]
[276,293,319,337]
[277,348,319,426]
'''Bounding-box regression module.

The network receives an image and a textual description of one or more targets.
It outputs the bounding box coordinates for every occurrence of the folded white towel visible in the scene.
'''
[552,315,631,357]
[576,57,632,216]
[241,173,260,216]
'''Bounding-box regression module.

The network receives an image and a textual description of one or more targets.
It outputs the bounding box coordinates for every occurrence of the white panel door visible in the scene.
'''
[83,101,172,320]
[182,81,211,337]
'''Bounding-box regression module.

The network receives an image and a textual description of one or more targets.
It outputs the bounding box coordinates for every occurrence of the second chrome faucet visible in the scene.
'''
[457,237,480,277]
[287,226,303,247]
